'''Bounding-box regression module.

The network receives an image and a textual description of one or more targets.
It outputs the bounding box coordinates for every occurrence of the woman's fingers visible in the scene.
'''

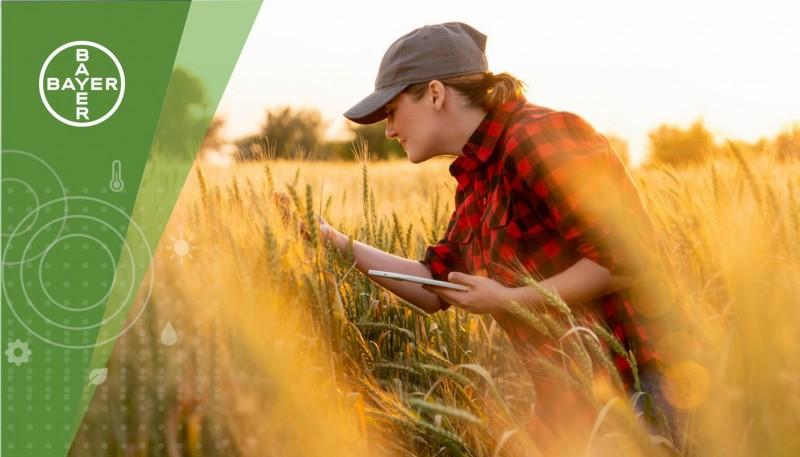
[318,216,335,242]
[448,272,481,287]
[422,284,467,306]
[297,220,311,241]
[318,217,345,246]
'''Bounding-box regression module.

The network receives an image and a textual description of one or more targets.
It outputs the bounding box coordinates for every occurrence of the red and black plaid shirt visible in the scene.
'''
[420,97,659,389]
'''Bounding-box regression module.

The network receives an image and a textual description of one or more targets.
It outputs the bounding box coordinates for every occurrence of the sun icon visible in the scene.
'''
[167,232,198,264]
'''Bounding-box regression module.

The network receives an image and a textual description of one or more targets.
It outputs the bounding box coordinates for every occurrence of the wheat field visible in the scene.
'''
[72,147,800,457]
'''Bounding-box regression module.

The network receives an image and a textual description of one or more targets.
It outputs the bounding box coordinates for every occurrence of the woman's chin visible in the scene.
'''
[406,149,428,164]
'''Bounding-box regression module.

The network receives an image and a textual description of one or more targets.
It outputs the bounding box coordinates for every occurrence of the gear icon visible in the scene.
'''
[5,339,32,366]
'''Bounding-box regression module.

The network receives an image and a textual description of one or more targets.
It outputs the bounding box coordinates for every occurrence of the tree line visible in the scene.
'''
[215,106,798,167]
[154,68,798,167]
[232,107,405,161]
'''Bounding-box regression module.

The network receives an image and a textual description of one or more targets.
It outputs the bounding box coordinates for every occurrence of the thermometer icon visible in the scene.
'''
[109,160,124,192]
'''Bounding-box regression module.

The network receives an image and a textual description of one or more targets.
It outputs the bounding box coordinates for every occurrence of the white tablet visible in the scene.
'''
[368,270,470,291]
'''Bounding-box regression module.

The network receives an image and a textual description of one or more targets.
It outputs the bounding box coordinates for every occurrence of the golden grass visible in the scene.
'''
[73,149,800,457]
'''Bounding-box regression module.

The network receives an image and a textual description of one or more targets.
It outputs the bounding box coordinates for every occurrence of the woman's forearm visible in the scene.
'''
[329,231,444,313]
[507,257,632,311]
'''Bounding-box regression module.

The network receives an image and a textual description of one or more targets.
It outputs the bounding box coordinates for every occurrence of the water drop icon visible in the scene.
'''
[160,322,177,346]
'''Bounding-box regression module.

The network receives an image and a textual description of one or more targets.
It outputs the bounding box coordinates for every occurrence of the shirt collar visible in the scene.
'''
[449,97,528,186]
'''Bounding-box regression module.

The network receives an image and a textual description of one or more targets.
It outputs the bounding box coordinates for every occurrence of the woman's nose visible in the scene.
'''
[385,120,397,139]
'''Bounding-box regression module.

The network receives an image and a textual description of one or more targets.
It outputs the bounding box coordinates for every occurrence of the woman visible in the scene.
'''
[320,22,676,452]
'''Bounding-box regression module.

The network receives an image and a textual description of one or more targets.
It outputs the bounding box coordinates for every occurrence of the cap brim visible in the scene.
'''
[343,82,408,125]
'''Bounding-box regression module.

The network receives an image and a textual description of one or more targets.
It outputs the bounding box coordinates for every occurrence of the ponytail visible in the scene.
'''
[404,72,526,110]
[483,72,526,109]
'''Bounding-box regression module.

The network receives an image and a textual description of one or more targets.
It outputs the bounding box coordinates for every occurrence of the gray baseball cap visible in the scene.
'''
[344,22,488,125]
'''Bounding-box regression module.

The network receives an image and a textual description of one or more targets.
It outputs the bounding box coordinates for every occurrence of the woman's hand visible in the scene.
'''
[421,272,515,314]
[319,215,346,250]
[319,215,335,241]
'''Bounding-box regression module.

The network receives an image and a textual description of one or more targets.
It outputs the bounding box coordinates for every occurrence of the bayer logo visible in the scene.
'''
[39,41,125,127]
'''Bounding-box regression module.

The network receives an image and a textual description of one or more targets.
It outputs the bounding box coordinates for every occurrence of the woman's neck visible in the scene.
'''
[446,104,488,156]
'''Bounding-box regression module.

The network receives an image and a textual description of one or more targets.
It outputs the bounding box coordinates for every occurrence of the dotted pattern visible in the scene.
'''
[2,149,156,454]
[3,196,153,348]
[1,148,238,454]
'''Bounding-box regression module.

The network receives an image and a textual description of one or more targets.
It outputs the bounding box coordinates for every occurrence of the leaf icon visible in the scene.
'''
[161,322,178,346]
[88,368,108,386]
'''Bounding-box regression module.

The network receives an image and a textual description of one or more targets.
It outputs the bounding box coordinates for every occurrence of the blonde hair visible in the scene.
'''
[403,72,526,111]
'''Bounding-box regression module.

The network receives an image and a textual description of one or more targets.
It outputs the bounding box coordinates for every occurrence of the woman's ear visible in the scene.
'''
[428,80,445,108]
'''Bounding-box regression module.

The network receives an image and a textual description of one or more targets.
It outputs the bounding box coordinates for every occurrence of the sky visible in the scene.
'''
[216,0,800,165]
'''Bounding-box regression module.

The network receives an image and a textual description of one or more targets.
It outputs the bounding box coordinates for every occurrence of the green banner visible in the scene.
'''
[1,1,262,455]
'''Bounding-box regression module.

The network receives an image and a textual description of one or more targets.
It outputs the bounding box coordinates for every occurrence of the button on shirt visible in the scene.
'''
[420,98,659,389]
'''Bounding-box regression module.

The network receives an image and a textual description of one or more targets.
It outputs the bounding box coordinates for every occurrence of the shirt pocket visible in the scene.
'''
[484,190,547,245]
[484,190,513,229]
[446,208,474,244]
[482,190,522,284]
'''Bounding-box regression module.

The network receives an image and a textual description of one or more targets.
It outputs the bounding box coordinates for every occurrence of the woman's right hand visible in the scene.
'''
[319,215,341,247]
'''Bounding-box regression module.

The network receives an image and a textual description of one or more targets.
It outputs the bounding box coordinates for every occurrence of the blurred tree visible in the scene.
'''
[318,140,354,161]
[238,106,326,160]
[318,121,405,161]
[198,116,238,164]
[268,106,325,158]
[153,67,210,159]
[646,120,716,166]
[774,123,800,160]
[346,121,405,160]
[605,133,630,168]
[200,116,226,153]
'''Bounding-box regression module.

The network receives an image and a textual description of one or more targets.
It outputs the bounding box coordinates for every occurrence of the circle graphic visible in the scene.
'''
[38,232,126,312]
[1,149,68,265]
[2,178,41,235]
[3,197,153,348]
[20,214,137,329]
[39,41,125,127]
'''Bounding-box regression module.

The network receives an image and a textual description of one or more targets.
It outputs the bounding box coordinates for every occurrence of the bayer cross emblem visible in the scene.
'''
[39,41,125,127]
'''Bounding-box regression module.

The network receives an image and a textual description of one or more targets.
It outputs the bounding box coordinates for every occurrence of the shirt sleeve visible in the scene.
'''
[505,111,653,278]
[420,206,464,281]
[419,207,469,310]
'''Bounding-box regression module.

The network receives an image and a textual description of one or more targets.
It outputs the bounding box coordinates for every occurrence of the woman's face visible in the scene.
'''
[384,91,445,163]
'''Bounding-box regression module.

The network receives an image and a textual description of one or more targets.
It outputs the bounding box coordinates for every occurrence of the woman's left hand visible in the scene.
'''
[422,272,514,314]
